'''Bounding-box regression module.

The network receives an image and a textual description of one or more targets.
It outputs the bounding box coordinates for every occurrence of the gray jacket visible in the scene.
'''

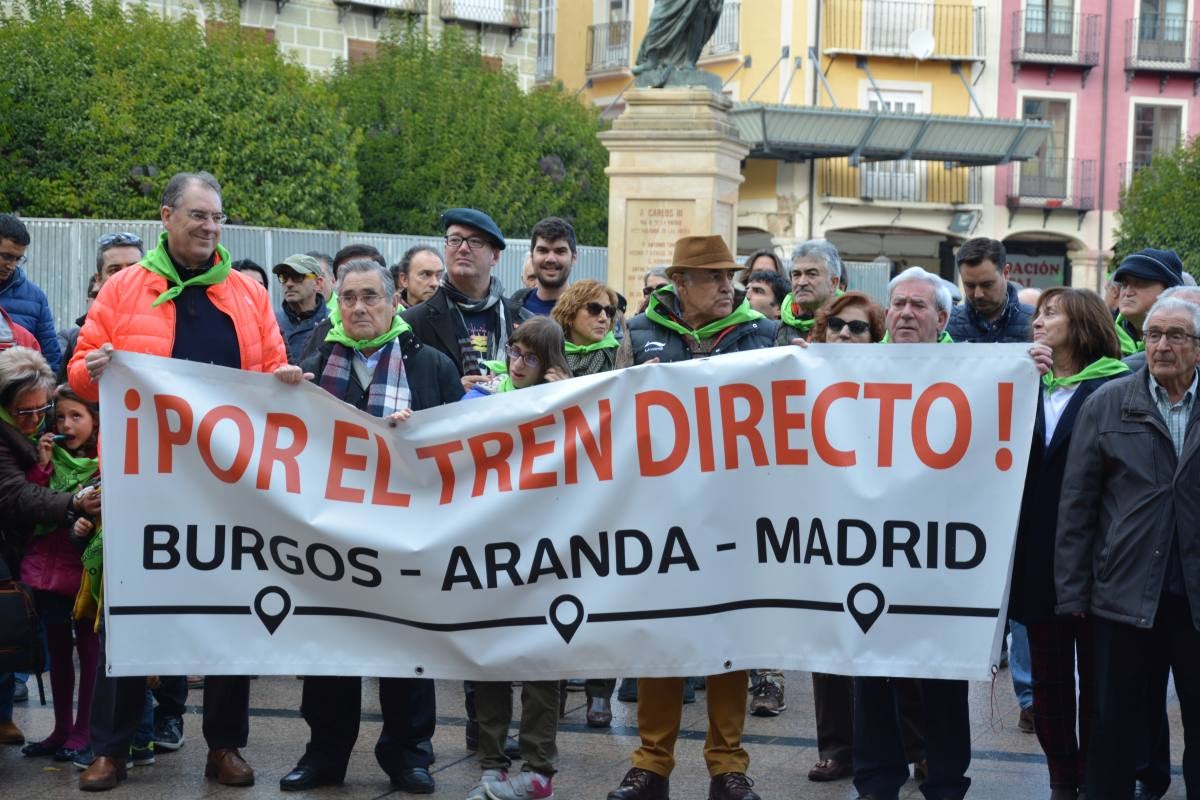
[1055,367,1200,629]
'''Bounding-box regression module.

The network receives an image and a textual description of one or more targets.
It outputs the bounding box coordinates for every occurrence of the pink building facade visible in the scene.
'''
[997,0,1199,288]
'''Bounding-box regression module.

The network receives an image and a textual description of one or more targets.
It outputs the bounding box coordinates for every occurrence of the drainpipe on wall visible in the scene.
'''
[808,0,823,241]
[1095,0,1114,289]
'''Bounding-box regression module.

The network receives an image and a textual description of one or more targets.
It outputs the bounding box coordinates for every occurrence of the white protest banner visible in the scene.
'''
[99,346,1037,681]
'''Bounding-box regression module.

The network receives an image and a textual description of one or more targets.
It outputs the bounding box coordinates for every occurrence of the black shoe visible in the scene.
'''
[12,680,28,703]
[617,678,638,702]
[1135,781,1164,800]
[393,767,435,794]
[608,767,670,800]
[709,772,761,800]
[152,716,184,751]
[280,764,342,791]
[21,739,61,757]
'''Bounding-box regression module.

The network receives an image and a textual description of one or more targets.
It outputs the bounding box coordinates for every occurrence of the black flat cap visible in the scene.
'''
[441,208,505,251]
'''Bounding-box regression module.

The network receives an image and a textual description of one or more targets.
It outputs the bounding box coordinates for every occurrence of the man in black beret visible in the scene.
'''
[402,208,528,392]
[1113,247,1184,356]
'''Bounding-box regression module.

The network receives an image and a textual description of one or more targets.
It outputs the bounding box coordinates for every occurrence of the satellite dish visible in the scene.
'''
[908,28,935,60]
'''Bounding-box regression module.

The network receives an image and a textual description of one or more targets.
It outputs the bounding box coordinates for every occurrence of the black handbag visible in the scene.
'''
[0,558,43,675]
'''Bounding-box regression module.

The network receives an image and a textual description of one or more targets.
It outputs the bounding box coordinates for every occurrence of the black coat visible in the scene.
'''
[300,330,464,412]
[401,288,527,378]
[1008,376,1111,624]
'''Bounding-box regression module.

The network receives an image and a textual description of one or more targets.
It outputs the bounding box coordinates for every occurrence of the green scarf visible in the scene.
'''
[0,405,16,428]
[1042,356,1129,393]
[81,526,104,604]
[139,232,232,308]
[1114,314,1144,356]
[482,359,516,393]
[564,331,619,354]
[881,330,954,344]
[33,448,98,537]
[779,293,816,334]
[645,285,764,342]
[324,312,411,351]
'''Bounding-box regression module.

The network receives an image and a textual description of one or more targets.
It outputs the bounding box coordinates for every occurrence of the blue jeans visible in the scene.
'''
[134,688,154,748]
[1009,620,1033,709]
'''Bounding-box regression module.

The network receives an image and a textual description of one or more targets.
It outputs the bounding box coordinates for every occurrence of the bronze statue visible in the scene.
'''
[633,0,725,89]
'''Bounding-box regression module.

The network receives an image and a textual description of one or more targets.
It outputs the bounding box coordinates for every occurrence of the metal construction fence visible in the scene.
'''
[19,218,610,329]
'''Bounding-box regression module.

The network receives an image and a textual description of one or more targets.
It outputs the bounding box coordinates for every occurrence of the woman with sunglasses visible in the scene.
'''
[551,280,621,378]
[811,291,885,344]
[0,347,101,747]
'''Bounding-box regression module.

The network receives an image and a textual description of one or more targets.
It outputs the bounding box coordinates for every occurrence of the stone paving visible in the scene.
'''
[1,670,1186,799]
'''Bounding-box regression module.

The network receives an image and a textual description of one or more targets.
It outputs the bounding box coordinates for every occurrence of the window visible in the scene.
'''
[1024,0,1074,56]
[1021,97,1071,198]
[536,1,555,82]
[347,38,377,64]
[1138,0,1187,62]
[1133,104,1182,168]
[867,0,934,55]
[861,91,925,201]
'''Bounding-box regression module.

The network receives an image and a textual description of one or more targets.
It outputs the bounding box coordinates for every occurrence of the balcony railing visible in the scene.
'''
[586,20,632,74]
[1125,15,1200,72]
[821,159,982,205]
[701,1,740,58]
[536,32,554,83]
[440,0,529,29]
[1000,157,1096,210]
[333,0,424,22]
[1011,10,1100,67]
[822,0,986,61]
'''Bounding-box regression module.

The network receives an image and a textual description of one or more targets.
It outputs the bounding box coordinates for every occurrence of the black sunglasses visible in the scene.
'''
[827,317,871,335]
[584,302,616,318]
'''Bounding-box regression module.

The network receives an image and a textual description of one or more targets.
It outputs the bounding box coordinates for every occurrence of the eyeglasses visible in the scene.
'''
[505,344,540,370]
[180,208,228,225]
[0,253,26,267]
[338,291,386,307]
[584,301,616,318]
[277,271,315,285]
[12,403,53,418]
[444,235,490,251]
[827,316,872,336]
[1143,328,1200,346]
[97,232,144,250]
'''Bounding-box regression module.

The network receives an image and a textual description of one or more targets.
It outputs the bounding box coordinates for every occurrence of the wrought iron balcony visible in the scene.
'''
[1125,15,1200,79]
[701,1,740,58]
[821,0,986,61]
[820,158,982,205]
[1011,10,1100,76]
[1000,156,1096,210]
[439,0,529,30]
[586,20,632,74]
[536,32,554,83]
[333,0,424,24]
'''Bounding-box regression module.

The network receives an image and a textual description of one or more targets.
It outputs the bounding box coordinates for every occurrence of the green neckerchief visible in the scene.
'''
[324,312,411,351]
[779,293,815,333]
[48,447,98,493]
[645,284,764,342]
[1114,314,1144,356]
[0,405,16,428]
[139,231,232,308]
[82,526,104,603]
[327,292,338,312]
[881,330,954,344]
[1042,356,1130,393]
[483,359,516,393]
[564,331,619,354]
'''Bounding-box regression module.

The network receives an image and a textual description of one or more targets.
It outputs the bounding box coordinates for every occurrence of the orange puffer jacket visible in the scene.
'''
[68,253,287,401]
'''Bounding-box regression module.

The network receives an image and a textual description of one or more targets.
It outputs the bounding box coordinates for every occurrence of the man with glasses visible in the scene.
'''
[609,235,774,800]
[508,217,577,316]
[68,171,287,792]
[0,213,62,373]
[1057,294,1200,800]
[58,232,145,381]
[403,208,528,392]
[1111,248,1184,356]
[271,253,329,363]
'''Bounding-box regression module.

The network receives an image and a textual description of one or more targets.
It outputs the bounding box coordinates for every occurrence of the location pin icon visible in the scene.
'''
[846,583,885,634]
[254,586,292,635]
[548,595,585,644]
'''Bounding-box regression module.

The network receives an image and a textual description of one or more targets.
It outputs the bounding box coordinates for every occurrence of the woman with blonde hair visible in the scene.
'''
[550,280,621,378]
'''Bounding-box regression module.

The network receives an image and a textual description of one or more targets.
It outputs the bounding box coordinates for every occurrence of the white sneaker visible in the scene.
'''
[466,769,506,800]
[486,770,555,800]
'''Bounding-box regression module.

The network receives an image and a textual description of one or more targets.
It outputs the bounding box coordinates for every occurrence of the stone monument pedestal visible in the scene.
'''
[599,88,750,304]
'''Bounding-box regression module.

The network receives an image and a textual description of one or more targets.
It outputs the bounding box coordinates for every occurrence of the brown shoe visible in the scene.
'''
[0,719,24,745]
[607,767,669,800]
[79,756,127,791]
[587,696,613,728]
[808,758,852,781]
[205,748,255,786]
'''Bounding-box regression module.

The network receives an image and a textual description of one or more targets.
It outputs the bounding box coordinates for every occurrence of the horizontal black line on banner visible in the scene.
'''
[109,605,251,615]
[588,598,845,623]
[887,604,1000,618]
[292,606,546,632]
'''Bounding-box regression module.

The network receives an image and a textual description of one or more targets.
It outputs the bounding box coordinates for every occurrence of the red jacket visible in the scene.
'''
[19,462,82,597]
[68,256,287,401]
[0,305,39,351]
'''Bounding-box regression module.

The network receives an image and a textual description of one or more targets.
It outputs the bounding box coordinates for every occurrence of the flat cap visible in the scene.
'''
[442,208,505,251]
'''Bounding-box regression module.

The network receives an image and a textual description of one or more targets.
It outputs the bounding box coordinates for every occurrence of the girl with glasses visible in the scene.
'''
[462,317,570,398]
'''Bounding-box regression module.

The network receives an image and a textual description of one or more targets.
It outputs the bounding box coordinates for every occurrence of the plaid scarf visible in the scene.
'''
[319,339,411,417]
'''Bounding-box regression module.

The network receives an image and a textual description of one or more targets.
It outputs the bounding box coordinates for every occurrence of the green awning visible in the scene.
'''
[732,103,1051,166]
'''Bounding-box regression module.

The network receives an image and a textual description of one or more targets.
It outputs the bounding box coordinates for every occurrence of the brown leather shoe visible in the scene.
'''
[79,756,127,791]
[205,748,255,786]
[587,696,613,728]
[808,758,852,781]
[607,767,669,800]
[0,719,24,745]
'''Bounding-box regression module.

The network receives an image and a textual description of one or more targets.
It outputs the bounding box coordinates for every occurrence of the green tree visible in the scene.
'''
[332,24,609,244]
[1114,141,1200,279]
[0,0,361,229]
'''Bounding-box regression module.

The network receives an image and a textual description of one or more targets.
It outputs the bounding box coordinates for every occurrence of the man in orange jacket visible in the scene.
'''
[68,171,287,792]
